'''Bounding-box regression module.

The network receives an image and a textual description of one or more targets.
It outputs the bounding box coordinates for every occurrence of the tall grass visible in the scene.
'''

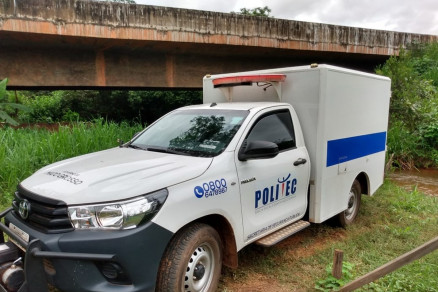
[0,120,143,204]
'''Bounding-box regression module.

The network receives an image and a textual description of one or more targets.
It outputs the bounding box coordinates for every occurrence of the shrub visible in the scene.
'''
[19,93,63,123]
[0,78,29,125]
[377,42,438,168]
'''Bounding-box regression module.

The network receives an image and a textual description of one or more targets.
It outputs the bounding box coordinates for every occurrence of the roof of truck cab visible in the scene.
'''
[180,102,290,112]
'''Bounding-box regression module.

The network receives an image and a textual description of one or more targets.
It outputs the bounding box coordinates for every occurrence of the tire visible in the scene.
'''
[156,223,223,292]
[336,179,361,227]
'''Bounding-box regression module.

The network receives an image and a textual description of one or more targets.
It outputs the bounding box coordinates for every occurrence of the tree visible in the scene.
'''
[108,0,136,3]
[0,78,29,126]
[376,46,438,131]
[376,42,438,168]
[238,6,272,17]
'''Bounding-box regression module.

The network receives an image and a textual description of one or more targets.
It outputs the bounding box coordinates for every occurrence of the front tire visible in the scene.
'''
[336,179,361,227]
[156,223,223,292]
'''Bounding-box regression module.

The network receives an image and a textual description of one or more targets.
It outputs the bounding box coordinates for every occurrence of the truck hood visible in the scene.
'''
[20,148,212,205]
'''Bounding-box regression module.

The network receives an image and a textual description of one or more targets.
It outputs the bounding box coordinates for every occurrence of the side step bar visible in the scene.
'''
[255,220,310,247]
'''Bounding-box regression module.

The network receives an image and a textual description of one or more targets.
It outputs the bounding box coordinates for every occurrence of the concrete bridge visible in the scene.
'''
[0,0,437,89]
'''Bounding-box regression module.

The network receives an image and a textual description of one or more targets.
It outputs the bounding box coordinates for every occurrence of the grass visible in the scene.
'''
[219,181,438,291]
[0,120,143,205]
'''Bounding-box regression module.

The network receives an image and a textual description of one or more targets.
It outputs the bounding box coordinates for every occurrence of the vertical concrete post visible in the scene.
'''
[96,50,106,86]
[166,54,175,87]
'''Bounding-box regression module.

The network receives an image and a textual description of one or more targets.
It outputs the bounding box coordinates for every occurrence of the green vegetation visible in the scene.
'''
[17,90,201,125]
[0,120,143,204]
[0,78,29,126]
[98,0,136,4]
[377,42,438,169]
[110,0,135,3]
[219,181,438,291]
[237,6,272,17]
[315,262,355,291]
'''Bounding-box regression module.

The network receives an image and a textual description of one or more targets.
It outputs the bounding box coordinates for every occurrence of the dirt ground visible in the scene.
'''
[219,226,348,291]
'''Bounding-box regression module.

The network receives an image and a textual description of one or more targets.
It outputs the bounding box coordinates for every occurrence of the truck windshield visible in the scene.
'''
[130,109,249,157]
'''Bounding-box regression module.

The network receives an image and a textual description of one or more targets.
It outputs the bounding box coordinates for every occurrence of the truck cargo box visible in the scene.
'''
[203,64,391,222]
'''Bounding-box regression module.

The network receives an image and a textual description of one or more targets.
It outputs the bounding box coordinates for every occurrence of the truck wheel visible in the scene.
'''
[157,223,223,292]
[336,179,361,227]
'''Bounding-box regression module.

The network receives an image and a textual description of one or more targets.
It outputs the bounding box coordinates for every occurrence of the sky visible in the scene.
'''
[134,0,438,35]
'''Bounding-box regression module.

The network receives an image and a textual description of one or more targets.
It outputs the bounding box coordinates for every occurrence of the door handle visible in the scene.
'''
[293,158,307,166]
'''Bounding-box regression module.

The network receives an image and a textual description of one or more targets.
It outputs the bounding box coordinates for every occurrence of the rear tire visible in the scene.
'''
[156,223,223,292]
[336,179,361,227]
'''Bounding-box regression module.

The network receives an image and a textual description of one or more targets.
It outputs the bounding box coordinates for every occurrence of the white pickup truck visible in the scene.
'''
[0,65,390,292]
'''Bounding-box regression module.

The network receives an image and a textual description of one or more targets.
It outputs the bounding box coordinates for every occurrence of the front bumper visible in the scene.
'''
[0,207,173,292]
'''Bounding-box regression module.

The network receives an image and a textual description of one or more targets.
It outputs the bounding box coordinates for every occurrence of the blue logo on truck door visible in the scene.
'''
[194,179,227,198]
[255,174,297,211]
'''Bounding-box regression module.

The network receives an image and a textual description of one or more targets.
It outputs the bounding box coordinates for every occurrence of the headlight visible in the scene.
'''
[68,189,168,230]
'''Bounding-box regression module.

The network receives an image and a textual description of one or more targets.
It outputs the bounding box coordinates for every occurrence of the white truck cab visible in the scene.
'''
[0,65,390,292]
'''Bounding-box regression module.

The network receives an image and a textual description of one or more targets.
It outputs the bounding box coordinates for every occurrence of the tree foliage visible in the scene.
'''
[103,0,136,3]
[18,90,202,125]
[0,78,29,126]
[112,0,136,3]
[376,42,438,168]
[237,6,272,17]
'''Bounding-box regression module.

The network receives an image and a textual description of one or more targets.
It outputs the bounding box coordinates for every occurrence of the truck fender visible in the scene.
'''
[197,214,238,269]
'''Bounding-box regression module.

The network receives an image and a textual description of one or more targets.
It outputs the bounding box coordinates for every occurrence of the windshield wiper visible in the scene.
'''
[146,147,194,156]
[146,147,179,154]
[126,144,145,150]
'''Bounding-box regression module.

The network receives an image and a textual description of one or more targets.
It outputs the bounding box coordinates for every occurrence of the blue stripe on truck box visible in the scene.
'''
[326,132,386,167]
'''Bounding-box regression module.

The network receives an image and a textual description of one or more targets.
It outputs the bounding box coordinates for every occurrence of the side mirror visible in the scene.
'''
[238,140,279,161]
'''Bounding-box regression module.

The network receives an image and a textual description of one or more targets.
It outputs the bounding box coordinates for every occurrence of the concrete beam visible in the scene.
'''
[0,0,437,88]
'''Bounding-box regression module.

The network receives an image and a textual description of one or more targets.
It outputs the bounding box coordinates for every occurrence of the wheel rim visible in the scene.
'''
[345,189,358,221]
[184,243,215,292]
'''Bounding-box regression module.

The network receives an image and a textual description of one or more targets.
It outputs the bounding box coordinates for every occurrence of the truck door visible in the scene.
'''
[236,108,310,242]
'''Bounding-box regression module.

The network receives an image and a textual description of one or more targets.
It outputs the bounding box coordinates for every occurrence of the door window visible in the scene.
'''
[246,110,296,151]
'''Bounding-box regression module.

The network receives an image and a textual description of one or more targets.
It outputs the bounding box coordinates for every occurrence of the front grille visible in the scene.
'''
[12,185,73,233]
